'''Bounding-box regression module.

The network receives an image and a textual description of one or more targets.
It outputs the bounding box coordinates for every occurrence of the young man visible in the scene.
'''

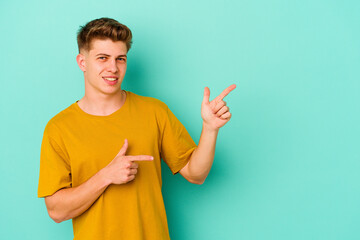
[38,17,236,239]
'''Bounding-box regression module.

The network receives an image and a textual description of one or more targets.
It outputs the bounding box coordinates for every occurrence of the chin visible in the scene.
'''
[101,88,122,95]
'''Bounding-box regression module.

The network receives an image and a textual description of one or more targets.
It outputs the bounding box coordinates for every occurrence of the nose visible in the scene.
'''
[107,59,118,73]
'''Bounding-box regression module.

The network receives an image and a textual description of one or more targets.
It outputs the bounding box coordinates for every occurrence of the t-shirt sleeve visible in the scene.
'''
[160,105,197,175]
[37,123,72,198]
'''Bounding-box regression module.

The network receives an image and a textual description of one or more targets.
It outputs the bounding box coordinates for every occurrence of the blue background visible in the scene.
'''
[1,0,360,239]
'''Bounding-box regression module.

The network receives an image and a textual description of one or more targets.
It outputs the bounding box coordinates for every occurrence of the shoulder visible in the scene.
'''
[128,91,169,113]
[43,103,77,135]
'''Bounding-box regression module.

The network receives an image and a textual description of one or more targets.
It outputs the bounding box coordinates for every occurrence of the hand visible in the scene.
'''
[103,139,154,185]
[201,84,236,130]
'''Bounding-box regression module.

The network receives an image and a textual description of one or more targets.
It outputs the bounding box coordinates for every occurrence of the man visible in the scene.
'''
[38,17,236,239]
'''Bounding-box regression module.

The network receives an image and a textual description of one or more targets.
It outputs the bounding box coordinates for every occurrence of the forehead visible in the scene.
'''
[88,38,127,55]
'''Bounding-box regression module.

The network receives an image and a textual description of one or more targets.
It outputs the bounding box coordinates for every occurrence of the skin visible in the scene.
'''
[44,38,236,223]
[179,84,236,184]
[76,39,128,115]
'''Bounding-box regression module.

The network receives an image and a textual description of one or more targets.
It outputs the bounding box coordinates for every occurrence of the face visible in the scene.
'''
[76,39,128,96]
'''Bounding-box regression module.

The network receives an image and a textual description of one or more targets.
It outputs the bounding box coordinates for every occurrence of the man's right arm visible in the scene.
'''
[44,139,153,223]
[45,168,110,223]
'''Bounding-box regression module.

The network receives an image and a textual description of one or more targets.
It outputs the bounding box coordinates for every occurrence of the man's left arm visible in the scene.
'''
[179,84,237,184]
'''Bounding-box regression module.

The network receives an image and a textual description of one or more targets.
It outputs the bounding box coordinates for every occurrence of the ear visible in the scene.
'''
[76,53,86,72]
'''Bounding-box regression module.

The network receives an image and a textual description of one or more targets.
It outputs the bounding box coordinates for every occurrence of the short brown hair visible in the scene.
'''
[77,17,133,53]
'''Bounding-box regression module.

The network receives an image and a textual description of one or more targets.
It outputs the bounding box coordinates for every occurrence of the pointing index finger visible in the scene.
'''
[126,155,154,161]
[214,84,237,102]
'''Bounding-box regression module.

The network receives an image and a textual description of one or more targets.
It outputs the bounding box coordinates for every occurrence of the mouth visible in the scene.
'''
[103,77,119,85]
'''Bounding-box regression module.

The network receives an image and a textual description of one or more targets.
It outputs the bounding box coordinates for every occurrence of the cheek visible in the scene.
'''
[86,65,103,80]
[120,63,127,72]
[90,63,104,74]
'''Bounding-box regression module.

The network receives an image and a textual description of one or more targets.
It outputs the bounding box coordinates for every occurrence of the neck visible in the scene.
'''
[77,89,126,116]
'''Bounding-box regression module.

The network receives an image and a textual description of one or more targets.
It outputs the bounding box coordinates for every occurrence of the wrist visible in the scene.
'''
[98,167,113,188]
[202,122,219,134]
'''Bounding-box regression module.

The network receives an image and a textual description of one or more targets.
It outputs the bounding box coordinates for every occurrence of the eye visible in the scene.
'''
[117,57,126,62]
[98,56,106,60]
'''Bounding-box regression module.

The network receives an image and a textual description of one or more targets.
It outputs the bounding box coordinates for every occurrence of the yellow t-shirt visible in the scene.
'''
[37,91,197,240]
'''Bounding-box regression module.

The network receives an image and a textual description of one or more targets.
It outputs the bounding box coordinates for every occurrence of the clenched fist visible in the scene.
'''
[103,139,153,184]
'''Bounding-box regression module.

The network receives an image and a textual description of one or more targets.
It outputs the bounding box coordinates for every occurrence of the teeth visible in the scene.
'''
[104,77,117,81]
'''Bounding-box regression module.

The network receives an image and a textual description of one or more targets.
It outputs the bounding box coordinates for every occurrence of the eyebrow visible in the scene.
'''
[95,53,127,58]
